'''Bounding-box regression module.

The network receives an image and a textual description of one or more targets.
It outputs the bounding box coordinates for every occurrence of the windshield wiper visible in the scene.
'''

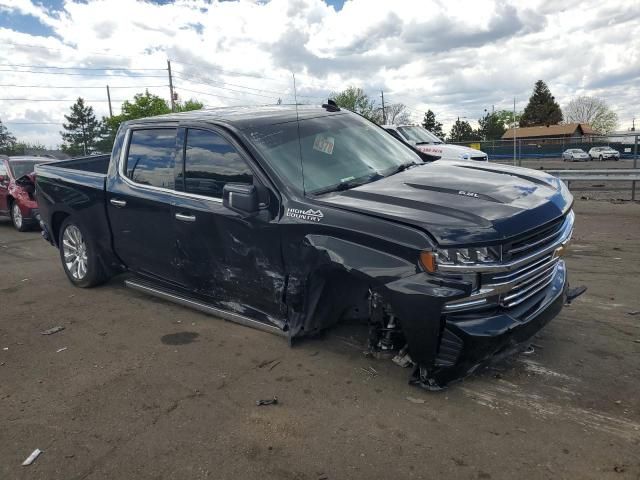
[385,162,419,177]
[312,172,384,195]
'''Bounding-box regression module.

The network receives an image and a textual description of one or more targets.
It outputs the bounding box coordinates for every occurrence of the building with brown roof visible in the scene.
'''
[502,123,596,144]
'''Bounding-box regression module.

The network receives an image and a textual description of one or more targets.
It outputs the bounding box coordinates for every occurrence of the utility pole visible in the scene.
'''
[167,60,176,112]
[106,85,113,118]
[513,97,517,166]
[380,90,386,124]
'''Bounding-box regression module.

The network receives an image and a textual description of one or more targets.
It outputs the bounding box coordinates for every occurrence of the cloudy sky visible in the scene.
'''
[0,0,638,148]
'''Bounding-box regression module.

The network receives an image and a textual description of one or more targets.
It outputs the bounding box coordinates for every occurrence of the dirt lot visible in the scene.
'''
[1,199,639,480]
[493,157,640,201]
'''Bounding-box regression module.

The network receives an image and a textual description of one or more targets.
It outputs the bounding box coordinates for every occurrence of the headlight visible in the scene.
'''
[420,246,500,272]
[460,153,470,160]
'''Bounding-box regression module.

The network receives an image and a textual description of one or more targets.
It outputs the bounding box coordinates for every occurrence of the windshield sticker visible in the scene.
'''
[286,208,324,222]
[313,135,335,155]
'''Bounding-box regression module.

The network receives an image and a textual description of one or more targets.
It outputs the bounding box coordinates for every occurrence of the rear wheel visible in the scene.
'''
[10,202,29,232]
[58,218,108,287]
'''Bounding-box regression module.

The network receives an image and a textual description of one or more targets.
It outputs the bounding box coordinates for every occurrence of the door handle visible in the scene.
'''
[110,198,127,208]
[175,213,196,222]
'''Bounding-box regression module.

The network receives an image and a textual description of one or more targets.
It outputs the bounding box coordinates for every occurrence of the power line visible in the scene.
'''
[174,73,283,100]
[0,98,124,102]
[4,121,63,125]
[175,71,294,97]
[0,68,166,78]
[2,41,147,60]
[0,84,167,89]
[170,59,288,83]
[176,87,263,105]
[0,63,165,71]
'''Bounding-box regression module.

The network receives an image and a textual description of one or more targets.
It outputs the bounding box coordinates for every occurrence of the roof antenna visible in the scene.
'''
[292,72,306,195]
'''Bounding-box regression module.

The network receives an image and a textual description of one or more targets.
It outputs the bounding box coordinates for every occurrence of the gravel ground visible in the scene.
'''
[493,158,640,201]
[1,198,639,480]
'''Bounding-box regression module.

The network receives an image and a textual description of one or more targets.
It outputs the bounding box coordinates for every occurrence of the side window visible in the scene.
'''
[0,162,7,178]
[126,129,177,189]
[181,129,253,198]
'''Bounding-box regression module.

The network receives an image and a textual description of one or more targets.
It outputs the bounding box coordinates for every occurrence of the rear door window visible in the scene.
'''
[125,129,177,189]
[179,128,253,198]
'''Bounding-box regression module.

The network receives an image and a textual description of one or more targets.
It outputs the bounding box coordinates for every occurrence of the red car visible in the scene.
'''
[0,156,50,231]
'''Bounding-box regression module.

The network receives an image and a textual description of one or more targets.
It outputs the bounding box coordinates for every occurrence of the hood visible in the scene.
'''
[416,143,486,160]
[319,161,572,246]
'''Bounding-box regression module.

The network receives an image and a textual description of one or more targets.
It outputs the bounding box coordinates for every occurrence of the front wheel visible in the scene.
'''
[10,202,29,232]
[58,218,108,287]
[599,155,603,161]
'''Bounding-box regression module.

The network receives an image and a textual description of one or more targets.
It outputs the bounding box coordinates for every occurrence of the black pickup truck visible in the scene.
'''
[36,105,574,389]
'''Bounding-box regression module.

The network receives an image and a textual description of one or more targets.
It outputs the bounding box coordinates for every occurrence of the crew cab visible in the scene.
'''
[36,105,574,390]
[0,155,50,231]
[382,124,489,162]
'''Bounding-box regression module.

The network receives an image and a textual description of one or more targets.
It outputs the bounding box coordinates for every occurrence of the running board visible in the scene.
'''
[125,279,287,337]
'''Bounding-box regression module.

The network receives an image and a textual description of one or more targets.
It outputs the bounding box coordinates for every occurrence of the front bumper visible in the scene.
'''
[425,260,567,387]
[383,258,568,390]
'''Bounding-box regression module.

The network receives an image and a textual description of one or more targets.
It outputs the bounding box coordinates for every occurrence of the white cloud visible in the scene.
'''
[0,0,638,148]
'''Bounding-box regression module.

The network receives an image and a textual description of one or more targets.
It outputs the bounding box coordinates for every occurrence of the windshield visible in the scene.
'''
[245,113,421,195]
[9,160,46,179]
[397,126,443,144]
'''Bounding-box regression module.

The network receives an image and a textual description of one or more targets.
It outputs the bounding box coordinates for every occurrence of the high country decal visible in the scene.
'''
[286,208,324,222]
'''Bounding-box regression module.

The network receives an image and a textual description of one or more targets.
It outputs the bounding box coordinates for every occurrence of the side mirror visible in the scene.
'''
[223,183,258,215]
[16,175,35,194]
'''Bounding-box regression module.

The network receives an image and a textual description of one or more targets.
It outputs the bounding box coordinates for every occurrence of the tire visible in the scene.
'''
[10,201,30,232]
[599,155,603,161]
[58,217,108,288]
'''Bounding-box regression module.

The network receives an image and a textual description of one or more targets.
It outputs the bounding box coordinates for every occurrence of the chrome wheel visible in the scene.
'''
[11,203,23,229]
[62,225,88,280]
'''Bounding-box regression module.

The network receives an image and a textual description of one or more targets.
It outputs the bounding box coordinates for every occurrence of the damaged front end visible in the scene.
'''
[366,211,575,390]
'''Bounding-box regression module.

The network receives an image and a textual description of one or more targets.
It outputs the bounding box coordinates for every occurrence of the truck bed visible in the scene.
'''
[35,155,113,257]
[45,154,111,175]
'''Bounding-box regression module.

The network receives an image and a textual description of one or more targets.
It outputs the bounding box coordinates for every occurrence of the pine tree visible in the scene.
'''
[519,80,563,127]
[0,117,17,154]
[448,119,478,142]
[60,98,101,156]
[421,110,444,138]
[476,112,506,140]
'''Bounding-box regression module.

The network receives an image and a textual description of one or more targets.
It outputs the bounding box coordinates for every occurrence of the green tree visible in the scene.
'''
[421,109,445,138]
[519,80,563,127]
[0,117,17,154]
[564,96,618,133]
[495,109,522,127]
[61,98,101,156]
[331,86,382,123]
[476,112,506,140]
[175,98,204,112]
[95,90,174,153]
[448,118,478,142]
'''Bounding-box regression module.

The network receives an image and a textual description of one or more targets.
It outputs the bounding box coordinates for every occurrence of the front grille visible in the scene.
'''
[506,216,565,260]
[488,254,559,309]
[443,211,572,315]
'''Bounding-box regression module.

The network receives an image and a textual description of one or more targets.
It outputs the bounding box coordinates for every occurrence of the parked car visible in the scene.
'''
[562,149,590,161]
[36,105,574,390]
[588,146,620,161]
[382,124,489,161]
[0,155,49,231]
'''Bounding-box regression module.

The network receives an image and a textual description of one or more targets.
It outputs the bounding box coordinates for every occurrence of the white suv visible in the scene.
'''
[383,125,488,162]
[588,146,620,161]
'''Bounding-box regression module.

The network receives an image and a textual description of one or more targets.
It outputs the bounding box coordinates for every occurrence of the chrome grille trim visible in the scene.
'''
[508,221,565,256]
[438,210,574,274]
